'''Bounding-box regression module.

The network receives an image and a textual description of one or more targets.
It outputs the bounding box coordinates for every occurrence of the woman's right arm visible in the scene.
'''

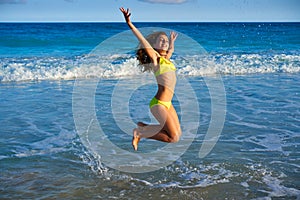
[119,7,158,63]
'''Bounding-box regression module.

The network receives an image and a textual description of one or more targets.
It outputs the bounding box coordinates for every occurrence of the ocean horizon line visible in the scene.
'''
[0,21,299,24]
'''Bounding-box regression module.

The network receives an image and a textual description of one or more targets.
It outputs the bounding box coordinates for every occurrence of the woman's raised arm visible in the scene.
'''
[119,7,158,63]
[166,31,178,60]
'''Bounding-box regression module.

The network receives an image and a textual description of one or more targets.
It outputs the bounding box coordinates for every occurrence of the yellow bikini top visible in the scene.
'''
[154,57,176,77]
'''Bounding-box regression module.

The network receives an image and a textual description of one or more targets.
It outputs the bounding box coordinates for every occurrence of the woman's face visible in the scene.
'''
[154,34,169,51]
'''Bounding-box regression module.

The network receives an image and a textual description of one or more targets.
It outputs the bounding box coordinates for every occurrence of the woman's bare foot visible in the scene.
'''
[132,128,140,151]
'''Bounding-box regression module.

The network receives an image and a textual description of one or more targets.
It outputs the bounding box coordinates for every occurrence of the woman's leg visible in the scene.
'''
[132,104,181,150]
[167,104,181,136]
[149,104,181,142]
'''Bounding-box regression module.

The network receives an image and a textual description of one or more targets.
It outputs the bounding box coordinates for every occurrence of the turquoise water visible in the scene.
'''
[0,23,299,199]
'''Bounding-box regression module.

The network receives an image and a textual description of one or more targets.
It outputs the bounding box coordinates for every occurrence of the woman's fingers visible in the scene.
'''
[120,7,131,18]
[170,31,178,41]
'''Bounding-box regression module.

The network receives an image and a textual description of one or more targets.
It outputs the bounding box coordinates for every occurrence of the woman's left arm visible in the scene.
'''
[166,31,178,60]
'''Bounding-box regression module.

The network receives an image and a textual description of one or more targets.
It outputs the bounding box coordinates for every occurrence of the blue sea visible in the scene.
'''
[0,22,299,199]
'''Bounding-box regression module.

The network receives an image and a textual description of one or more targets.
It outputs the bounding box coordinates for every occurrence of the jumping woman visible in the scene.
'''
[120,7,181,151]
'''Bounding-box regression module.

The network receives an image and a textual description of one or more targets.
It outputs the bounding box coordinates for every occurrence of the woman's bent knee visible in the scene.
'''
[169,129,181,143]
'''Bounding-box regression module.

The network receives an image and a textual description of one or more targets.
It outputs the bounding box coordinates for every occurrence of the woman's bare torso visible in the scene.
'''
[155,71,176,102]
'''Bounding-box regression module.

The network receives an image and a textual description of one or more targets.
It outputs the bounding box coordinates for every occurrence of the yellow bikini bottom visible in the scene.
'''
[149,97,171,110]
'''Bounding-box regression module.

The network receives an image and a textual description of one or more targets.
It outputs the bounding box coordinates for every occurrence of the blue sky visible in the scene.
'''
[0,0,299,22]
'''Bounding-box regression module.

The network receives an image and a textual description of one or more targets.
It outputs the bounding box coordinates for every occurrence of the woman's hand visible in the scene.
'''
[170,31,178,43]
[119,7,131,24]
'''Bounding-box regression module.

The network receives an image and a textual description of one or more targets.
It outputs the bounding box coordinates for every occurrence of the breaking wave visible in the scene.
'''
[0,53,299,83]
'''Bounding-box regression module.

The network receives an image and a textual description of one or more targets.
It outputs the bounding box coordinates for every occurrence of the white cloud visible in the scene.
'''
[138,0,188,4]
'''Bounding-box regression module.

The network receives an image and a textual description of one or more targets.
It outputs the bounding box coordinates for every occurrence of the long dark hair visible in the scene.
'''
[136,31,167,72]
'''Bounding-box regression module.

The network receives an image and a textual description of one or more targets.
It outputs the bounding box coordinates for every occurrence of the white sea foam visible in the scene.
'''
[176,53,300,75]
[0,53,299,83]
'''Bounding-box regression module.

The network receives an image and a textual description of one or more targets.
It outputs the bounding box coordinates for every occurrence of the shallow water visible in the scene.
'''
[1,73,299,199]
